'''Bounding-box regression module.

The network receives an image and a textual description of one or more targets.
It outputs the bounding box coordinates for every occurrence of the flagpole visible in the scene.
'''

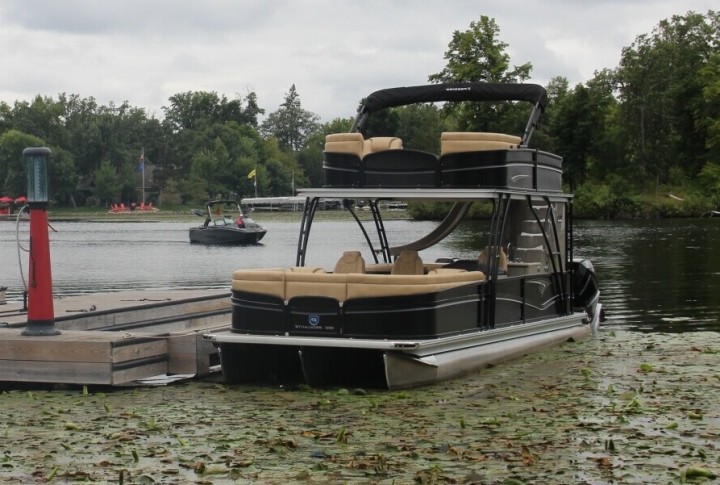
[248,167,258,198]
[141,148,146,204]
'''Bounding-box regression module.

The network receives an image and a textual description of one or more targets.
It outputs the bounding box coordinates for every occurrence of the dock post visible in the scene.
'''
[22,147,60,336]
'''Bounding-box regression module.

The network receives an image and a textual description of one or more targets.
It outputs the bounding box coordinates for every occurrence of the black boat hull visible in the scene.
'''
[189,227,266,245]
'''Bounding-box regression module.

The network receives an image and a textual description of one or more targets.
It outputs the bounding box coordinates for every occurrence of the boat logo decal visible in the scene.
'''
[308,314,320,326]
[511,174,530,182]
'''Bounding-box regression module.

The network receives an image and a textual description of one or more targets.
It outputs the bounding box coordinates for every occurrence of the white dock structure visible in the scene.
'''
[242,196,306,211]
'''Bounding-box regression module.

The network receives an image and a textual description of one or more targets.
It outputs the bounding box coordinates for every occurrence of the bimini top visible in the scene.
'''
[351,82,548,142]
[359,82,548,116]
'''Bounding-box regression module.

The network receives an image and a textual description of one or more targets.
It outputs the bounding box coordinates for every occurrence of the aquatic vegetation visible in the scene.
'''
[0,329,717,483]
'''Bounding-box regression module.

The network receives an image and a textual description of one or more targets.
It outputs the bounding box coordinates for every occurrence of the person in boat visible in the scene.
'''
[235,215,245,228]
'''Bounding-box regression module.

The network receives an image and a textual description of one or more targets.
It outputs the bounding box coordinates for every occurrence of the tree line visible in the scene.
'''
[1,10,718,217]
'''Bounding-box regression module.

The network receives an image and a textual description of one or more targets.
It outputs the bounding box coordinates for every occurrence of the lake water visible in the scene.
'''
[1,215,719,332]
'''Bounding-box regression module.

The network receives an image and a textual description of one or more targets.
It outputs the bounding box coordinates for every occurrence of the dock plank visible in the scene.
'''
[111,337,168,364]
[112,361,168,385]
[0,290,231,386]
[0,360,113,385]
[0,330,116,363]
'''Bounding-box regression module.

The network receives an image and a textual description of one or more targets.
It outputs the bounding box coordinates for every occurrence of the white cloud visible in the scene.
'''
[0,1,715,121]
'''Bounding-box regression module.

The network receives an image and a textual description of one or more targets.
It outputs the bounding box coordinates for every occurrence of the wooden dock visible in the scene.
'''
[0,289,231,386]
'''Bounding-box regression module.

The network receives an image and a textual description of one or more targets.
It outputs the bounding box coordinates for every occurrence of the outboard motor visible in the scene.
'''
[572,259,604,327]
[574,260,598,306]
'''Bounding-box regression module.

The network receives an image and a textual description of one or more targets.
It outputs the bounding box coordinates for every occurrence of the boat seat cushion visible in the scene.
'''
[287,266,326,273]
[346,271,485,299]
[333,251,366,274]
[324,133,365,158]
[324,133,404,160]
[363,136,403,156]
[232,269,286,300]
[366,263,394,274]
[232,266,486,302]
[391,250,424,275]
[285,272,348,302]
[440,132,521,155]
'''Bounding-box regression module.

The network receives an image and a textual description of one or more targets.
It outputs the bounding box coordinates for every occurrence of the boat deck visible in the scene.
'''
[0,289,230,386]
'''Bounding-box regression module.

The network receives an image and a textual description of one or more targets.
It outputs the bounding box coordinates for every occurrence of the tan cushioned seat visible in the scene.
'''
[324,133,365,158]
[391,250,424,275]
[333,251,366,274]
[286,266,326,273]
[365,263,394,274]
[346,271,485,299]
[324,133,404,159]
[441,132,522,155]
[232,266,486,302]
[363,136,403,156]
[285,271,348,302]
[231,269,286,300]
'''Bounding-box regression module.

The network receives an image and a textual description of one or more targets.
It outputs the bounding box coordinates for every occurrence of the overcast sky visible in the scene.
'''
[0,1,714,122]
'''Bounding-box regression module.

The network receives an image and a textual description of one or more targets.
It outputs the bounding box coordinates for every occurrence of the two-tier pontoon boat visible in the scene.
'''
[204,82,603,389]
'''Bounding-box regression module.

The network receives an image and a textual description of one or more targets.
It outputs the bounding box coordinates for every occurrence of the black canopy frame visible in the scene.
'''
[350,82,548,145]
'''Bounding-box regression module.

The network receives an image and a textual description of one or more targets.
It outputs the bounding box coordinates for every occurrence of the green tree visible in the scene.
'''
[428,15,533,132]
[258,137,299,196]
[298,117,354,188]
[260,85,320,152]
[93,159,121,206]
[4,96,69,147]
[163,91,263,132]
[58,94,103,176]
[189,143,228,199]
[429,16,532,84]
[0,101,12,134]
[0,130,45,196]
[394,104,444,153]
[160,91,264,201]
[49,146,78,207]
[161,178,183,205]
[548,72,618,189]
[698,33,720,160]
[530,76,570,154]
[616,10,719,189]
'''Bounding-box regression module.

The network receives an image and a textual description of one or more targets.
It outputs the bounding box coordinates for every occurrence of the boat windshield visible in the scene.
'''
[209,217,236,227]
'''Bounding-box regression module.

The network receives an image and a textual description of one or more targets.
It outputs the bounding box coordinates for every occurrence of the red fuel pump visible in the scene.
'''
[22,147,60,336]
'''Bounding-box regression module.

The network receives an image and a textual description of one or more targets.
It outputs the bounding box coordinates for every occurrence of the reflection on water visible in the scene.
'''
[1,217,719,332]
[574,218,720,332]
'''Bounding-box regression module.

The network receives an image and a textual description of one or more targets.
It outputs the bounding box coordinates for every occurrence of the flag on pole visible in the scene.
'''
[247,168,256,179]
[136,149,145,172]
